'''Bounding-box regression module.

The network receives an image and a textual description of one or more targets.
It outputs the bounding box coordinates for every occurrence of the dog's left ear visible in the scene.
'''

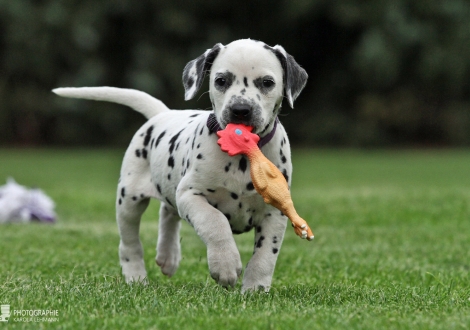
[270,45,308,108]
[182,43,224,101]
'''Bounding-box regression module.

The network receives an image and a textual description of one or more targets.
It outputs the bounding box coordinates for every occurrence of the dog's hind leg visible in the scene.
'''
[117,148,157,283]
[117,194,149,283]
[156,203,181,277]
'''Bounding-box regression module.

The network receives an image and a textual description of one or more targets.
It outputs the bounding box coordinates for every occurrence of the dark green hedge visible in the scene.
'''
[1,0,469,147]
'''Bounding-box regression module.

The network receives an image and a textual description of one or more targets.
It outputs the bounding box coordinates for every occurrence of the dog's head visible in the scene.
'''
[182,39,308,135]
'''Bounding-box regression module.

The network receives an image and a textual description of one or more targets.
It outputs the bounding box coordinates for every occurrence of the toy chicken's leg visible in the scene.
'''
[246,149,314,241]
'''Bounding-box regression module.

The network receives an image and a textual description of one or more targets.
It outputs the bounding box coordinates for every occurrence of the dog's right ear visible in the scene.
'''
[182,43,223,101]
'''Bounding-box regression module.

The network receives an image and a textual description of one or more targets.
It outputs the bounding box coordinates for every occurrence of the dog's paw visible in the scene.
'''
[156,245,181,277]
[241,284,271,293]
[121,260,148,284]
[207,245,242,288]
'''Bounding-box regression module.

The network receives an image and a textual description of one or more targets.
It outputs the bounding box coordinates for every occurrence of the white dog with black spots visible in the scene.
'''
[54,39,308,292]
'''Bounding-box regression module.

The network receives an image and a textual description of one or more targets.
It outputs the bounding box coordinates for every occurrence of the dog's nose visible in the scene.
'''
[231,104,251,120]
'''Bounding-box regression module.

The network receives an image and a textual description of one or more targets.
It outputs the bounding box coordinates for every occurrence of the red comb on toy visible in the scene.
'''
[217,124,259,156]
[217,123,314,241]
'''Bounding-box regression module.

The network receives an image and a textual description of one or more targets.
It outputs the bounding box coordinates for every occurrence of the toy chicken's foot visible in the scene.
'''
[285,210,314,241]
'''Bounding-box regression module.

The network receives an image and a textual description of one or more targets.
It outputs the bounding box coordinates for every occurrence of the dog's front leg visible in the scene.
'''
[242,211,287,293]
[176,184,242,288]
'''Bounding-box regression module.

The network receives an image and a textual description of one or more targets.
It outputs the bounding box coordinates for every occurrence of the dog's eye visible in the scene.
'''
[215,78,226,87]
[263,79,275,88]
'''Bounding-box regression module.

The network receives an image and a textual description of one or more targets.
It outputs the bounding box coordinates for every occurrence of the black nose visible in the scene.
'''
[231,104,251,120]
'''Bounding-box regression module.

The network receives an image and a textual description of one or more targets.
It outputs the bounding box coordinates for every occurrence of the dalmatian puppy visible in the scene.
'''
[53,39,308,292]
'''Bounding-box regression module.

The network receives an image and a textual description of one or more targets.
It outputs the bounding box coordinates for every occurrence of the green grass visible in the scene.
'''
[0,148,469,329]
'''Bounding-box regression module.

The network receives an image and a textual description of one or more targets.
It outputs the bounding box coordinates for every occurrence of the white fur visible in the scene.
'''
[53,87,169,119]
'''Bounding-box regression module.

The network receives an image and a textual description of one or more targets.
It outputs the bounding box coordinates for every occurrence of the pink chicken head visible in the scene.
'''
[217,123,260,156]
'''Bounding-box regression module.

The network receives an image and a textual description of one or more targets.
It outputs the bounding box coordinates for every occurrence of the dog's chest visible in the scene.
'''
[197,165,271,234]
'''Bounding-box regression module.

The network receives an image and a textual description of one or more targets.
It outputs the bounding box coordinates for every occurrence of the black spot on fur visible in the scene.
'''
[280,149,286,164]
[240,88,246,95]
[225,162,232,172]
[282,169,289,183]
[186,159,190,168]
[190,114,200,118]
[150,138,155,148]
[165,197,174,207]
[135,149,141,157]
[193,192,206,196]
[256,236,265,248]
[197,143,201,149]
[125,258,129,262]
[186,76,194,89]
[191,134,197,150]
[272,248,278,254]
[224,213,231,221]
[132,196,137,201]
[169,129,184,154]
[273,236,278,244]
[239,156,247,173]
[197,154,203,159]
[143,125,154,147]
[238,202,242,209]
[157,184,162,194]
[243,77,248,87]
[249,217,253,225]
[118,198,122,205]
[207,189,215,193]
[199,126,204,135]
[256,94,261,101]
[167,173,171,180]
[121,187,126,198]
[155,131,166,149]
[256,226,262,233]
[168,156,175,168]
[142,149,148,159]
[246,182,254,191]
[231,192,238,200]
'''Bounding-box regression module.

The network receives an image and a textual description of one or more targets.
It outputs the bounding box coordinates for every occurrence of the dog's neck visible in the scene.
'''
[206,113,278,148]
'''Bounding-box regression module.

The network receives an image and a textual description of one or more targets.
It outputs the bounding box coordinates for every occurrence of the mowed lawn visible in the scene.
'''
[0,148,469,329]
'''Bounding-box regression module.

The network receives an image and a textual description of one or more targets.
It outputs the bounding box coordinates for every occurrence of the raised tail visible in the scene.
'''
[52,87,169,119]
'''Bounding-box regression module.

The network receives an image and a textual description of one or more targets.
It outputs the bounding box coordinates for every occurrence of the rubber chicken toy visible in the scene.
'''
[217,123,314,241]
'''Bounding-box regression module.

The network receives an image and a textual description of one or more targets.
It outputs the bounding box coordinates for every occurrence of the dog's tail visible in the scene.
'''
[52,87,169,119]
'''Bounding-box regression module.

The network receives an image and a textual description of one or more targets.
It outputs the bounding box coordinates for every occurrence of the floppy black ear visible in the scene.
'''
[270,45,308,108]
[182,43,223,100]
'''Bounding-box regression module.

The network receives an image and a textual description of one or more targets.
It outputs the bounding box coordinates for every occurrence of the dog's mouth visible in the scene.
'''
[219,112,264,134]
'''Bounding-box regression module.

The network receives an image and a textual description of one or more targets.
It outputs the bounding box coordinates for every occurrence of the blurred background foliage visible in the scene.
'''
[0,0,469,147]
